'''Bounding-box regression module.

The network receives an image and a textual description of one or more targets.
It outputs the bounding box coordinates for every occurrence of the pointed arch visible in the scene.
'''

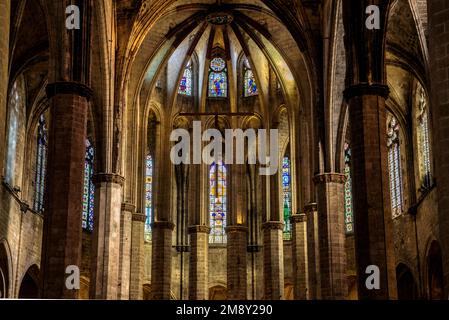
[0,240,12,298]
[18,264,39,299]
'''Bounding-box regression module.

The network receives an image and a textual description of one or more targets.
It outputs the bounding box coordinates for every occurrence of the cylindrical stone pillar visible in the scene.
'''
[226,225,248,300]
[129,212,145,299]
[90,173,124,299]
[314,173,347,300]
[291,213,308,300]
[344,84,397,299]
[151,221,174,299]
[40,82,92,299]
[262,221,284,300]
[188,225,209,300]
[118,203,134,299]
[305,203,320,299]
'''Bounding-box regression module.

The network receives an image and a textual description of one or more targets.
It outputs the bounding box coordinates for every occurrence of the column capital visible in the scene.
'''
[290,213,307,224]
[46,81,93,100]
[132,213,146,222]
[225,225,248,233]
[188,225,211,234]
[304,203,317,213]
[92,173,125,186]
[262,221,284,231]
[313,173,346,185]
[343,83,390,102]
[121,203,136,213]
[152,221,175,230]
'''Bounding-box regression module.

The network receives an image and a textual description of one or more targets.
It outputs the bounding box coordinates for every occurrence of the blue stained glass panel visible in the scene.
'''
[244,69,258,97]
[34,115,47,212]
[209,72,227,97]
[282,157,292,240]
[145,154,153,241]
[82,140,95,231]
[344,143,354,234]
[178,66,192,96]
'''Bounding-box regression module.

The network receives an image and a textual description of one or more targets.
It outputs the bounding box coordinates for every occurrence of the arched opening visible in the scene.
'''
[427,241,444,300]
[284,282,294,300]
[0,243,10,298]
[209,285,227,300]
[19,265,39,299]
[143,284,152,300]
[396,263,418,300]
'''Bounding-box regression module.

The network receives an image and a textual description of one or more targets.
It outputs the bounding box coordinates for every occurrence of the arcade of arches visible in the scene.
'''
[0,0,448,300]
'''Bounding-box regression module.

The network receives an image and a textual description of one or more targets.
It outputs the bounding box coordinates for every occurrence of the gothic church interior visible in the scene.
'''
[0,0,448,300]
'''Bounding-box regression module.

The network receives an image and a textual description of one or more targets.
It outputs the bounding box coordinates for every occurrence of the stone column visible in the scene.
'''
[89,173,124,299]
[305,203,320,299]
[342,1,397,300]
[129,212,145,300]
[151,221,174,300]
[225,161,248,300]
[314,173,347,300]
[344,84,397,299]
[429,0,449,296]
[262,221,284,300]
[0,0,10,176]
[40,82,92,298]
[118,203,134,299]
[291,213,308,300]
[188,225,209,300]
[226,225,248,300]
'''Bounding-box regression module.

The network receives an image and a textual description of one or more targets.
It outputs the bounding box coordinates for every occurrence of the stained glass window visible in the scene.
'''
[282,157,292,240]
[6,78,24,185]
[209,161,227,244]
[34,115,48,212]
[82,139,95,231]
[244,58,258,97]
[145,154,153,241]
[344,143,354,234]
[387,115,403,218]
[210,57,226,72]
[209,57,227,98]
[417,88,432,189]
[178,62,192,96]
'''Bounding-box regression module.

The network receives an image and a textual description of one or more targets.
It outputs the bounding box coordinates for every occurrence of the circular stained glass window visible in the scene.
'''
[210,57,226,72]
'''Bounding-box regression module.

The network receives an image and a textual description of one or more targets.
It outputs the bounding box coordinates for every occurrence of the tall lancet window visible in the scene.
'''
[82,140,95,231]
[145,154,153,241]
[208,57,227,98]
[387,115,403,218]
[209,161,227,244]
[34,115,48,212]
[178,61,192,96]
[282,157,292,240]
[417,88,432,189]
[5,77,24,185]
[344,142,354,234]
[243,57,258,97]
